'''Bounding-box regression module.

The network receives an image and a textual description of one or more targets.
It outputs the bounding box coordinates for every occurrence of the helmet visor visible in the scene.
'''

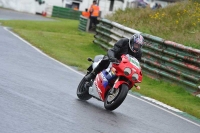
[131,42,140,52]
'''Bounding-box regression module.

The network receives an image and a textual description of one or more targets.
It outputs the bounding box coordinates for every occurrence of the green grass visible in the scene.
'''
[137,75,200,118]
[0,18,199,119]
[106,1,200,49]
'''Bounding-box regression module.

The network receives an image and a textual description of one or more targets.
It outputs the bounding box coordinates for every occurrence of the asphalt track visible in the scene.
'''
[0,8,199,133]
[0,8,52,20]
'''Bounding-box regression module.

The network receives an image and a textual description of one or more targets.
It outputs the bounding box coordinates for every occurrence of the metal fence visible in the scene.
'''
[78,15,90,32]
[94,18,200,91]
[52,6,81,20]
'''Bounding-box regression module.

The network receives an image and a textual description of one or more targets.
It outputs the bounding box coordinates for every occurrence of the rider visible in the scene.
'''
[85,33,144,81]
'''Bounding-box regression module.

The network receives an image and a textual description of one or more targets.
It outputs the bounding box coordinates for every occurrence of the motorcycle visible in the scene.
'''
[77,54,142,111]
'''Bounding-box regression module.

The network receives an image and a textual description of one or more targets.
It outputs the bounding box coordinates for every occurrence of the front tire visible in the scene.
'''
[77,77,92,100]
[104,84,129,111]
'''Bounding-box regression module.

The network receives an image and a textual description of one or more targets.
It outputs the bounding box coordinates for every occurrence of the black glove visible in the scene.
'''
[109,57,119,63]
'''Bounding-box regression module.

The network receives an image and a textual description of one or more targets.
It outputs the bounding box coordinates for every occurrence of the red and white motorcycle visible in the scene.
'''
[77,54,142,111]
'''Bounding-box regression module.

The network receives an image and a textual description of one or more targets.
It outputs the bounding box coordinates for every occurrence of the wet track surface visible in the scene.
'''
[0,8,52,21]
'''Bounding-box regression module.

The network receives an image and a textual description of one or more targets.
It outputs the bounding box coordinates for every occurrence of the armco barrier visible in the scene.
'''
[94,18,200,91]
[78,15,90,32]
[52,6,81,20]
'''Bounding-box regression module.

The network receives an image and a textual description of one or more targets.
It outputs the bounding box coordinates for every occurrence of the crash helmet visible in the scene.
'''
[129,33,144,52]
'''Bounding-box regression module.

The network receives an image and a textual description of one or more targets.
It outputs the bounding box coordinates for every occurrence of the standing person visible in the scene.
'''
[73,5,78,11]
[82,8,90,18]
[89,0,100,31]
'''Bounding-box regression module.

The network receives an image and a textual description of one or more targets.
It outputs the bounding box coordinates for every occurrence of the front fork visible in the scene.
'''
[113,77,129,89]
[111,77,140,90]
[109,77,129,94]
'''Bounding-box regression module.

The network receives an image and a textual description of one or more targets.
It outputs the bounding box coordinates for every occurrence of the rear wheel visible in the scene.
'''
[104,84,129,111]
[77,77,92,100]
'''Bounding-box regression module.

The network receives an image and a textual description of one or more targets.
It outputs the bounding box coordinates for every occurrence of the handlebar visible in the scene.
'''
[109,58,120,64]
[112,61,120,65]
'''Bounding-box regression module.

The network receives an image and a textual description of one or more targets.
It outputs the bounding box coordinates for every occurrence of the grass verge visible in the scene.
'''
[0,18,199,119]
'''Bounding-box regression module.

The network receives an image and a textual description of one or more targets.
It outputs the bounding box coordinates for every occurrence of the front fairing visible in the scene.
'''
[93,70,116,101]
[112,54,143,86]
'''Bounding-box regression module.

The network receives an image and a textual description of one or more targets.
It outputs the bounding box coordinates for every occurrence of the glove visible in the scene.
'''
[109,57,119,63]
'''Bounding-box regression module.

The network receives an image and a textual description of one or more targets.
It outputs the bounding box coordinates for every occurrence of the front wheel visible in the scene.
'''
[77,77,92,100]
[104,84,129,111]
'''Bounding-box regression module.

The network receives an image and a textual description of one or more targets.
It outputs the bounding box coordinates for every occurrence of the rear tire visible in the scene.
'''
[77,77,92,100]
[104,84,129,111]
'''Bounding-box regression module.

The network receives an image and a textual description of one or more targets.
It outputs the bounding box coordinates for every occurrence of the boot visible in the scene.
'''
[85,71,97,81]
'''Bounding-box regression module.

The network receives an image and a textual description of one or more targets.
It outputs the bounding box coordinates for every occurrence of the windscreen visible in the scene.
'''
[126,54,141,69]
